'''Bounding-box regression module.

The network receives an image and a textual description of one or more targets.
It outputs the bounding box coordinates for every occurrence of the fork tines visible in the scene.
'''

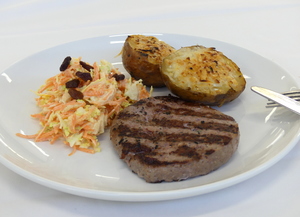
[266,90,300,108]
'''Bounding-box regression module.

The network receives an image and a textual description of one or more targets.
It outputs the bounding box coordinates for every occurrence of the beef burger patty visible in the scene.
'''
[110,95,239,183]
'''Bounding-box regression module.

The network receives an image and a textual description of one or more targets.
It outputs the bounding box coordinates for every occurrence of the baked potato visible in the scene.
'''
[122,35,176,87]
[161,45,246,106]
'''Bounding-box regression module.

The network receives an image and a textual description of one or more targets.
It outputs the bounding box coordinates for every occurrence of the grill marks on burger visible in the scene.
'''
[116,124,233,145]
[152,117,238,134]
[111,96,238,167]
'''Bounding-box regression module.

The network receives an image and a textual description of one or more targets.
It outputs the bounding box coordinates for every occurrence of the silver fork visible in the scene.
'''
[266,90,300,108]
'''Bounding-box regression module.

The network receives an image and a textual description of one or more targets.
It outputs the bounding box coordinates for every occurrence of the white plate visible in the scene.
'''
[0,33,300,202]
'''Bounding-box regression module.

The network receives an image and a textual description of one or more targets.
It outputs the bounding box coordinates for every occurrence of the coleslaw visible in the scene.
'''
[16,57,151,155]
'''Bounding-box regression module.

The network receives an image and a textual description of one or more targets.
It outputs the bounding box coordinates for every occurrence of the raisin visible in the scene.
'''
[112,74,125,81]
[68,88,83,99]
[80,61,93,72]
[65,79,80,88]
[76,71,92,81]
[60,56,71,71]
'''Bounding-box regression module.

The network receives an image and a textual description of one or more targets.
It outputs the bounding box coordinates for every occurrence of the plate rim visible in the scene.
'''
[1,32,300,202]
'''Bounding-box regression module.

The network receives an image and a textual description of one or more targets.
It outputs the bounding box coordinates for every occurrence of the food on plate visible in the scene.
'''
[110,95,239,183]
[161,45,246,106]
[121,34,176,87]
[16,57,151,155]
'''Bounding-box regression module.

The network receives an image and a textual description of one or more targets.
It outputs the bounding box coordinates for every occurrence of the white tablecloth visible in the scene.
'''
[1,0,300,216]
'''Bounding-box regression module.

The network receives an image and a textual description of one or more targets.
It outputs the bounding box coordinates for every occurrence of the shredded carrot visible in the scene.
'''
[50,134,61,144]
[92,62,100,81]
[16,133,37,139]
[77,147,95,154]
[38,82,53,93]
[68,145,96,156]
[68,145,78,156]
[16,57,151,155]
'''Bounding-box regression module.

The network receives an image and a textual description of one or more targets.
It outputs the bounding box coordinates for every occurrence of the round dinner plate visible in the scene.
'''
[0,33,300,202]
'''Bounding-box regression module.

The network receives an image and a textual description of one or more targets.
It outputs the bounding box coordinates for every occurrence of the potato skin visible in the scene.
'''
[161,45,246,106]
[122,35,176,87]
